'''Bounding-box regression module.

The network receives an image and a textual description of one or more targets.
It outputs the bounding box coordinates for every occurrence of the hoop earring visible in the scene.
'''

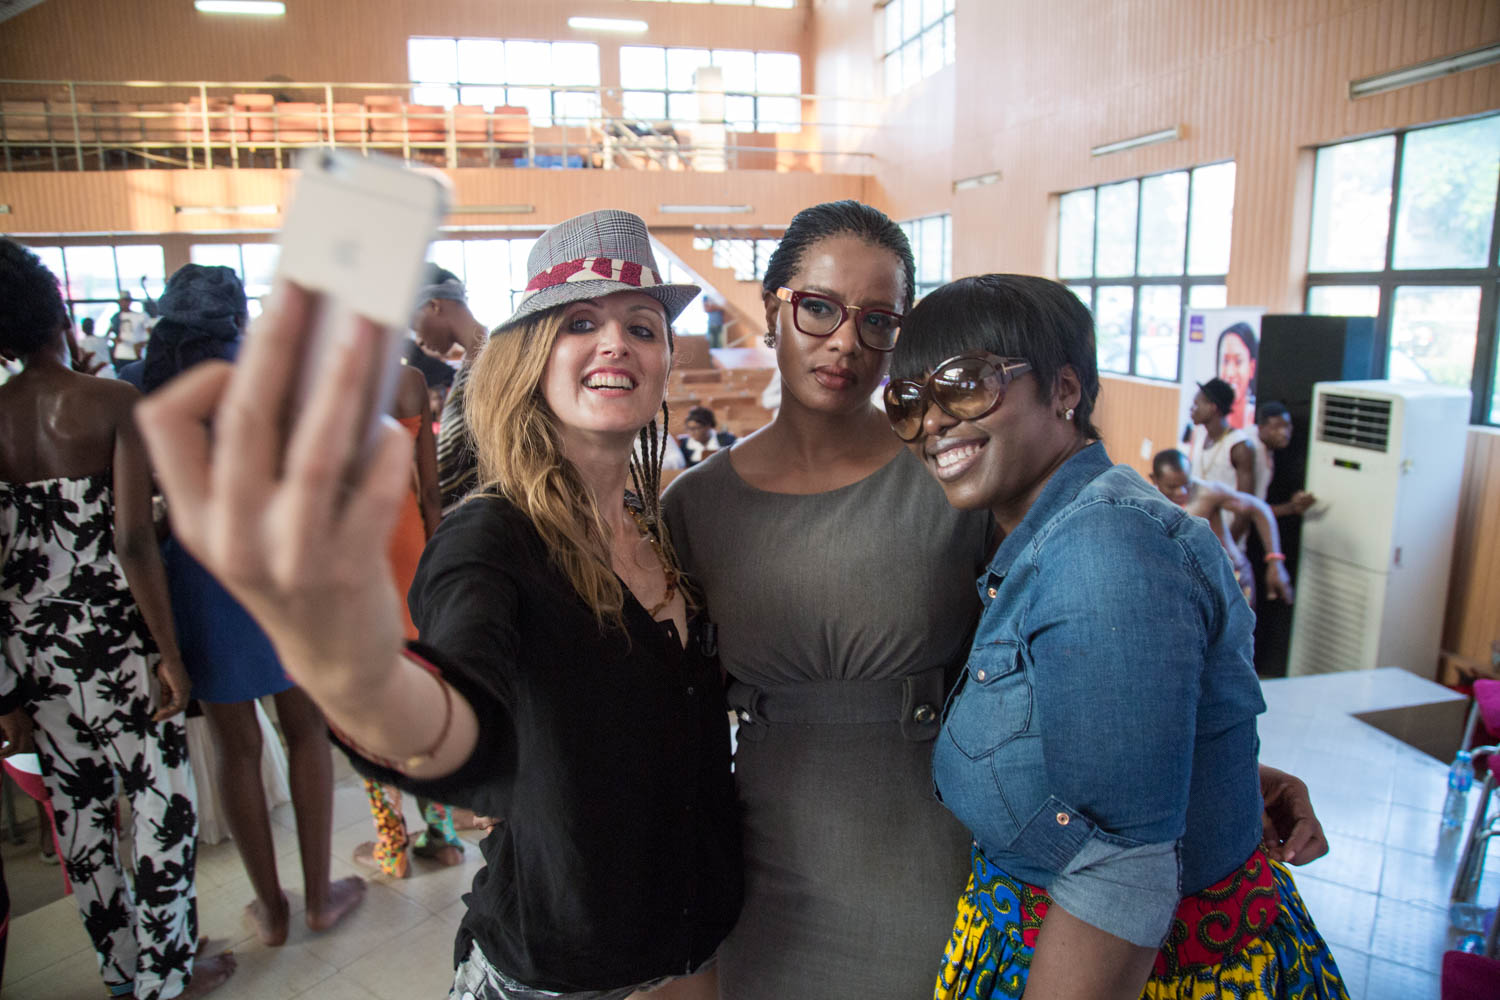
[763,330,776,348]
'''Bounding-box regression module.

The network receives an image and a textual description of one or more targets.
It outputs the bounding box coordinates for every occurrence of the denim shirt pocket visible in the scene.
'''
[944,640,1033,760]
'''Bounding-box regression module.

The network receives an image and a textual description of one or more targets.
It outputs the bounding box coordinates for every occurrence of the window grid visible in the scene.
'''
[1305,115,1500,426]
[628,0,796,6]
[899,213,952,301]
[407,37,602,126]
[691,236,778,282]
[882,0,955,95]
[1059,162,1235,382]
[24,242,167,329]
[618,46,802,133]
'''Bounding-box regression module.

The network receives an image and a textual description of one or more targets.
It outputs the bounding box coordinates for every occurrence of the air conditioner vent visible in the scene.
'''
[1319,394,1391,452]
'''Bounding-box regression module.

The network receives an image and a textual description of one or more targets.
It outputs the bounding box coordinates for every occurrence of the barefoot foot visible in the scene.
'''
[177,951,237,998]
[306,875,365,933]
[244,892,290,947]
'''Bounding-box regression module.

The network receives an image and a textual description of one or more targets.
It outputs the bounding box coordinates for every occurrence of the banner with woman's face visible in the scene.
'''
[1177,307,1265,447]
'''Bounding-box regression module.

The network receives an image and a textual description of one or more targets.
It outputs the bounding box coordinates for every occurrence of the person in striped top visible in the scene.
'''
[412,266,489,513]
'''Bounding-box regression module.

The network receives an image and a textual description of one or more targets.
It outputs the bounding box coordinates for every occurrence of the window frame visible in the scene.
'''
[881,0,955,96]
[1305,115,1500,426]
[1059,161,1234,383]
[900,212,952,301]
[406,36,602,126]
[618,45,802,133]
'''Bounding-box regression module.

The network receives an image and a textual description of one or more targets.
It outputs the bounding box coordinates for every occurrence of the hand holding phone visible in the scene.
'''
[136,151,447,710]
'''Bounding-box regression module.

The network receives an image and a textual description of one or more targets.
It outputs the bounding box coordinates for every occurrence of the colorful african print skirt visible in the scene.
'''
[934,846,1348,1000]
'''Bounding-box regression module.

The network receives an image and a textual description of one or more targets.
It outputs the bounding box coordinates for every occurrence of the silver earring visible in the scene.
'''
[763,330,776,348]
[1064,407,1076,421]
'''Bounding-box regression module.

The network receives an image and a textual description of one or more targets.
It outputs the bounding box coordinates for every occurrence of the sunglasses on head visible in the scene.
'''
[883,353,1033,442]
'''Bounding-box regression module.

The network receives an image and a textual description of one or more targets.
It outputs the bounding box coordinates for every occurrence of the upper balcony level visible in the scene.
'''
[0,78,879,175]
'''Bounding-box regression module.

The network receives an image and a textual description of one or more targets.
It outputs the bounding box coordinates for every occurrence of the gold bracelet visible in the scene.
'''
[403,662,454,772]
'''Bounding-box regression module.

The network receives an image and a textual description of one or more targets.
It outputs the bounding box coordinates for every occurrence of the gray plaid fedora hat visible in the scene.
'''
[495,209,700,332]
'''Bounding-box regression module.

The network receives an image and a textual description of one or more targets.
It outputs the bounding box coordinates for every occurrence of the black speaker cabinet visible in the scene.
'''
[1250,314,1382,676]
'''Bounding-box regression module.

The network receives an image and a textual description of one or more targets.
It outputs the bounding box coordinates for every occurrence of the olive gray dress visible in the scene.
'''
[663,447,992,1000]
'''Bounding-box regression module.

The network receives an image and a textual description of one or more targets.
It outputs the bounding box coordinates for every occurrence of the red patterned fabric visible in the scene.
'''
[1015,849,1278,976]
[523,256,663,295]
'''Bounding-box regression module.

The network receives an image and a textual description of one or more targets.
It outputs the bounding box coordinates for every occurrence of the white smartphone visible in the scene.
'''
[275,149,449,459]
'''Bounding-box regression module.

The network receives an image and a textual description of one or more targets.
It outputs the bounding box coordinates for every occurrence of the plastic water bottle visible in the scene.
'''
[1459,932,1486,954]
[1443,750,1475,831]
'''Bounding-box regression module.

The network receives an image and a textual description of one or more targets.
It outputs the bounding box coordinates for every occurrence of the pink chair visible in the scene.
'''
[1,755,69,894]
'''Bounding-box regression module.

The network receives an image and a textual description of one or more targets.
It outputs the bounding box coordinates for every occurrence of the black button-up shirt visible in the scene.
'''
[339,496,742,992]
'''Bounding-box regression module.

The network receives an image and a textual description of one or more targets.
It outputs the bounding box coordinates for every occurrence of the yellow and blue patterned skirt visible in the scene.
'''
[935,846,1348,1000]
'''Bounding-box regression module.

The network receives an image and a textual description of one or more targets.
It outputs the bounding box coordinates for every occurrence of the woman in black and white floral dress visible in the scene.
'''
[0,239,234,1000]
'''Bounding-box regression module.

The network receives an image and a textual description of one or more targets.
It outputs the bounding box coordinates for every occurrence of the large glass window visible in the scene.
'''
[882,0,954,95]
[407,38,601,126]
[1058,161,1235,380]
[1306,114,1500,424]
[423,237,538,326]
[24,242,166,327]
[619,46,800,132]
[899,213,951,301]
[628,0,796,6]
[190,242,281,316]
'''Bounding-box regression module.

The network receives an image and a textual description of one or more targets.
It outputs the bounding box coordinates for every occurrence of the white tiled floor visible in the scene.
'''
[5,752,482,1000]
[1257,669,1499,1000]
[7,668,1493,999]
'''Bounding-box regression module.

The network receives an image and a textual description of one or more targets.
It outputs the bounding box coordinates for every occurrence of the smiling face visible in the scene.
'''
[904,362,1082,527]
[1218,332,1256,405]
[764,234,905,416]
[1259,413,1293,450]
[539,290,671,451]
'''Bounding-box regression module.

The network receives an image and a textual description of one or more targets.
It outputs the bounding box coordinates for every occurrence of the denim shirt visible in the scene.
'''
[932,443,1265,948]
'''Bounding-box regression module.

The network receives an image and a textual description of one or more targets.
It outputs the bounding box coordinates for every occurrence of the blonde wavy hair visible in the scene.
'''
[464,305,681,627]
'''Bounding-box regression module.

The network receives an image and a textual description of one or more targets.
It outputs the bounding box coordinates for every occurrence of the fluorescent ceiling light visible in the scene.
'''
[1350,43,1500,99]
[568,16,648,33]
[174,204,279,215]
[452,204,535,215]
[194,1,285,13]
[1090,126,1181,157]
[660,204,752,214]
[953,170,1001,193]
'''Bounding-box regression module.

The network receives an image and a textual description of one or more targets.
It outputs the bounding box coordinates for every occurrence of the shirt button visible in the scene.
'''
[987,587,997,598]
[976,670,987,681]
[686,686,695,696]
[912,703,936,724]
[1056,812,1070,826]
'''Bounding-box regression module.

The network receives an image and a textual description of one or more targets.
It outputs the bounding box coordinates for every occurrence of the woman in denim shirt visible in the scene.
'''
[884,274,1347,999]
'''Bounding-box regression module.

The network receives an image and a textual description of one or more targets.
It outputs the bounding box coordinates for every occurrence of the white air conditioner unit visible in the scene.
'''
[1288,380,1471,679]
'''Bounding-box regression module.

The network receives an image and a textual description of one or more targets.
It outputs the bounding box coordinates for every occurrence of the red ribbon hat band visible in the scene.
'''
[520,256,664,303]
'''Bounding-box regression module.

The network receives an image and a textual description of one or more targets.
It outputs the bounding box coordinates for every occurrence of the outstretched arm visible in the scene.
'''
[1211,484,1293,603]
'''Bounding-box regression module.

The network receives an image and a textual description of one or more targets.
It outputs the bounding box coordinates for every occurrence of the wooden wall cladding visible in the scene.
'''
[0,0,810,89]
[1444,429,1500,674]
[1092,374,1180,480]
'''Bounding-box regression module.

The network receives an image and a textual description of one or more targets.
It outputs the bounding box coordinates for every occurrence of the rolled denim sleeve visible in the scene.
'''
[1024,500,1215,939]
[1046,835,1181,947]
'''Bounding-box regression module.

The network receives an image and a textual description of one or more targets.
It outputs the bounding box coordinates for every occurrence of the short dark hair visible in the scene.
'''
[1198,376,1235,416]
[81,316,95,335]
[1152,448,1191,477]
[1257,400,1290,424]
[0,238,68,356]
[761,200,917,312]
[685,406,716,427]
[889,274,1101,439]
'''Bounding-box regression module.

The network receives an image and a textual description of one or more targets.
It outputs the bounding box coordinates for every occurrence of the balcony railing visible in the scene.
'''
[0,79,878,174]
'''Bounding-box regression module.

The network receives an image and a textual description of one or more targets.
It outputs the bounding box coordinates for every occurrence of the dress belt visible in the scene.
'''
[726,663,948,743]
